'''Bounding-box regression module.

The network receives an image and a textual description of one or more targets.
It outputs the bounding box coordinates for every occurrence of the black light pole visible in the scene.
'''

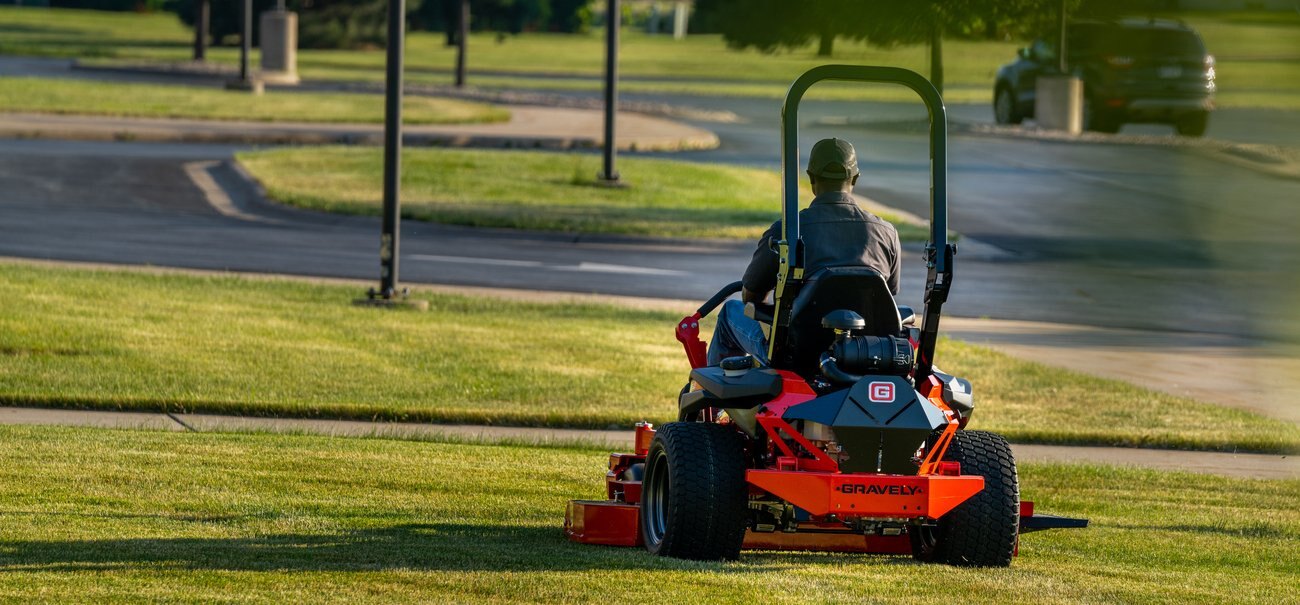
[1058,0,1069,73]
[455,0,468,87]
[192,0,209,61]
[239,0,251,81]
[378,0,406,299]
[599,0,620,182]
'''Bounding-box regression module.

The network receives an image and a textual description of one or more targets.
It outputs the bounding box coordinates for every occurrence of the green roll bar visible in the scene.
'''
[767,65,955,385]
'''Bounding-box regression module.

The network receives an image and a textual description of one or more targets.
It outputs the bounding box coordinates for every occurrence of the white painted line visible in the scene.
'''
[408,254,543,268]
[408,255,685,277]
[559,262,688,277]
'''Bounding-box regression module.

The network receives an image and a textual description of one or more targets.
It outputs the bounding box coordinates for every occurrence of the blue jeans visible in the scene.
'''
[707,300,771,366]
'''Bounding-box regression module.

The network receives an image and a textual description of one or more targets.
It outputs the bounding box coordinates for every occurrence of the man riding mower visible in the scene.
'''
[564,66,1085,566]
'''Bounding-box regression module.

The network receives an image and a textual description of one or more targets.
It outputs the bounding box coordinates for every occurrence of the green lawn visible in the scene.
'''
[0,76,508,124]
[236,146,928,241]
[1,262,1296,453]
[0,424,1295,603]
[3,6,1296,108]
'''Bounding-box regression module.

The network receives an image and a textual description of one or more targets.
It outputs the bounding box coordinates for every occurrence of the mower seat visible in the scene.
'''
[779,267,902,373]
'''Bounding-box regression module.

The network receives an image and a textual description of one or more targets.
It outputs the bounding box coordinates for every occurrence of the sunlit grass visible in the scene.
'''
[0,76,508,124]
[236,146,927,241]
[0,424,1294,603]
[1,263,1296,452]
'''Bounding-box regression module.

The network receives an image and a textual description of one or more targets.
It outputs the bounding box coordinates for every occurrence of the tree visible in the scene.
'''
[416,0,592,41]
[171,0,426,49]
[697,0,1059,93]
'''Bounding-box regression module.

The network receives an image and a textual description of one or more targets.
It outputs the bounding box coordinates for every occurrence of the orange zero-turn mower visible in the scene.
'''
[564,66,1087,566]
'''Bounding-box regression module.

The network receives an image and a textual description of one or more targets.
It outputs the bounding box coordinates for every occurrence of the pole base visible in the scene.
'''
[594,173,628,188]
[353,286,428,311]
[225,78,265,94]
[352,297,429,311]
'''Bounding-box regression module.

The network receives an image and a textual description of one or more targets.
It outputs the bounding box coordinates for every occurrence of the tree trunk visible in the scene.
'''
[929,23,944,95]
[444,0,459,47]
[192,0,209,61]
[817,31,834,57]
[455,0,469,87]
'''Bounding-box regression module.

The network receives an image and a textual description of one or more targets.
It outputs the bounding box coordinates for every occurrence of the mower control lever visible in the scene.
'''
[697,280,744,318]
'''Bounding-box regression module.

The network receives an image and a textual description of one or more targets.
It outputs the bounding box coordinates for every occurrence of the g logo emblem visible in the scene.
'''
[869,382,895,403]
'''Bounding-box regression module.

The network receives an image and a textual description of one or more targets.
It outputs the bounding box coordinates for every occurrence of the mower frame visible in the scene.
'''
[565,66,1086,564]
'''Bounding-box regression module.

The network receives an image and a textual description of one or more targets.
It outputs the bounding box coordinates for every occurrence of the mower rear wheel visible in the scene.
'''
[910,430,1019,567]
[640,422,749,561]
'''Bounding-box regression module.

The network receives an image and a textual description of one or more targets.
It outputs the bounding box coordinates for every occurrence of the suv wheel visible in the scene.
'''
[1175,111,1209,137]
[1083,96,1121,134]
[994,86,1022,125]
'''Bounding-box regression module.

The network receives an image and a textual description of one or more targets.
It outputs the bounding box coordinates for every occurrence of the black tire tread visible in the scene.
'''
[916,430,1019,567]
[1175,111,1209,137]
[643,422,749,561]
[994,85,1023,125]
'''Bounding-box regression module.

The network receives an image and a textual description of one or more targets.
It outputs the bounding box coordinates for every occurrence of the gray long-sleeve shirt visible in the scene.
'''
[741,191,902,296]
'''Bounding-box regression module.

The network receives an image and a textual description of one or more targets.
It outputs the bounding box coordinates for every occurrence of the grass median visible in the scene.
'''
[0,424,1295,603]
[0,76,508,125]
[236,146,929,242]
[3,6,1296,109]
[1,262,1296,453]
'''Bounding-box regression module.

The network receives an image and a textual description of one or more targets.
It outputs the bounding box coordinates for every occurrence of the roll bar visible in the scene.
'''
[770,65,955,385]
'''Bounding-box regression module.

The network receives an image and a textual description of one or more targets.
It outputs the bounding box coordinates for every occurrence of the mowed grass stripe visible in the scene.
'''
[0,424,1295,604]
[0,76,509,125]
[0,262,1296,453]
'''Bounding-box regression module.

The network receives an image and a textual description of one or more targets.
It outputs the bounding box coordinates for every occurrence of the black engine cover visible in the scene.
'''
[782,375,946,474]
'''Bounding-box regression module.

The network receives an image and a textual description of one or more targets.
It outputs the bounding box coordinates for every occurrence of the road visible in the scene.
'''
[4,88,1297,342]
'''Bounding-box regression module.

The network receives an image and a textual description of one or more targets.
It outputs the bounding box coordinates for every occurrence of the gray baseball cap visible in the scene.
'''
[807,138,860,180]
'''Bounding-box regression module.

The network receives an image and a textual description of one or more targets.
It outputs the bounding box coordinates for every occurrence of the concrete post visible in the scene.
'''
[259,10,299,85]
[672,2,688,40]
[1035,75,1083,134]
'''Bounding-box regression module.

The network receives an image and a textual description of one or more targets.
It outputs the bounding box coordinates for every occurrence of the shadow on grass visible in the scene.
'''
[0,522,917,573]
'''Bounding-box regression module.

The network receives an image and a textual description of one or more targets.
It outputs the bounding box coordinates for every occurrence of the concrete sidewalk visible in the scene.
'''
[942,318,1300,424]
[1,406,1293,480]
[0,107,719,151]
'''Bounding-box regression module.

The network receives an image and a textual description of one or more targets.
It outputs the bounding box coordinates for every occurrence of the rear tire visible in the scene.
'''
[910,430,1019,567]
[994,86,1022,125]
[1176,111,1209,137]
[1083,96,1121,134]
[640,422,749,561]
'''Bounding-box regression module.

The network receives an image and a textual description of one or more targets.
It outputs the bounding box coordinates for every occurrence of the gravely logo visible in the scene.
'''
[868,381,895,403]
[837,484,922,496]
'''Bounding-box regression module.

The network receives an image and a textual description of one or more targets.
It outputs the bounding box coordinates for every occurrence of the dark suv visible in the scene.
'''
[993,18,1216,136]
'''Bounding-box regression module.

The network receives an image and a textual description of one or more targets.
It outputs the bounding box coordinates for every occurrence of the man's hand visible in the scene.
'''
[741,287,769,304]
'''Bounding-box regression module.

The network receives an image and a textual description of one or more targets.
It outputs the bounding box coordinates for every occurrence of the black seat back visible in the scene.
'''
[778,267,901,373]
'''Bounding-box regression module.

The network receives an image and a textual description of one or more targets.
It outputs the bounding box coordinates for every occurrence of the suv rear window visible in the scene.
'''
[1073,26,1206,58]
